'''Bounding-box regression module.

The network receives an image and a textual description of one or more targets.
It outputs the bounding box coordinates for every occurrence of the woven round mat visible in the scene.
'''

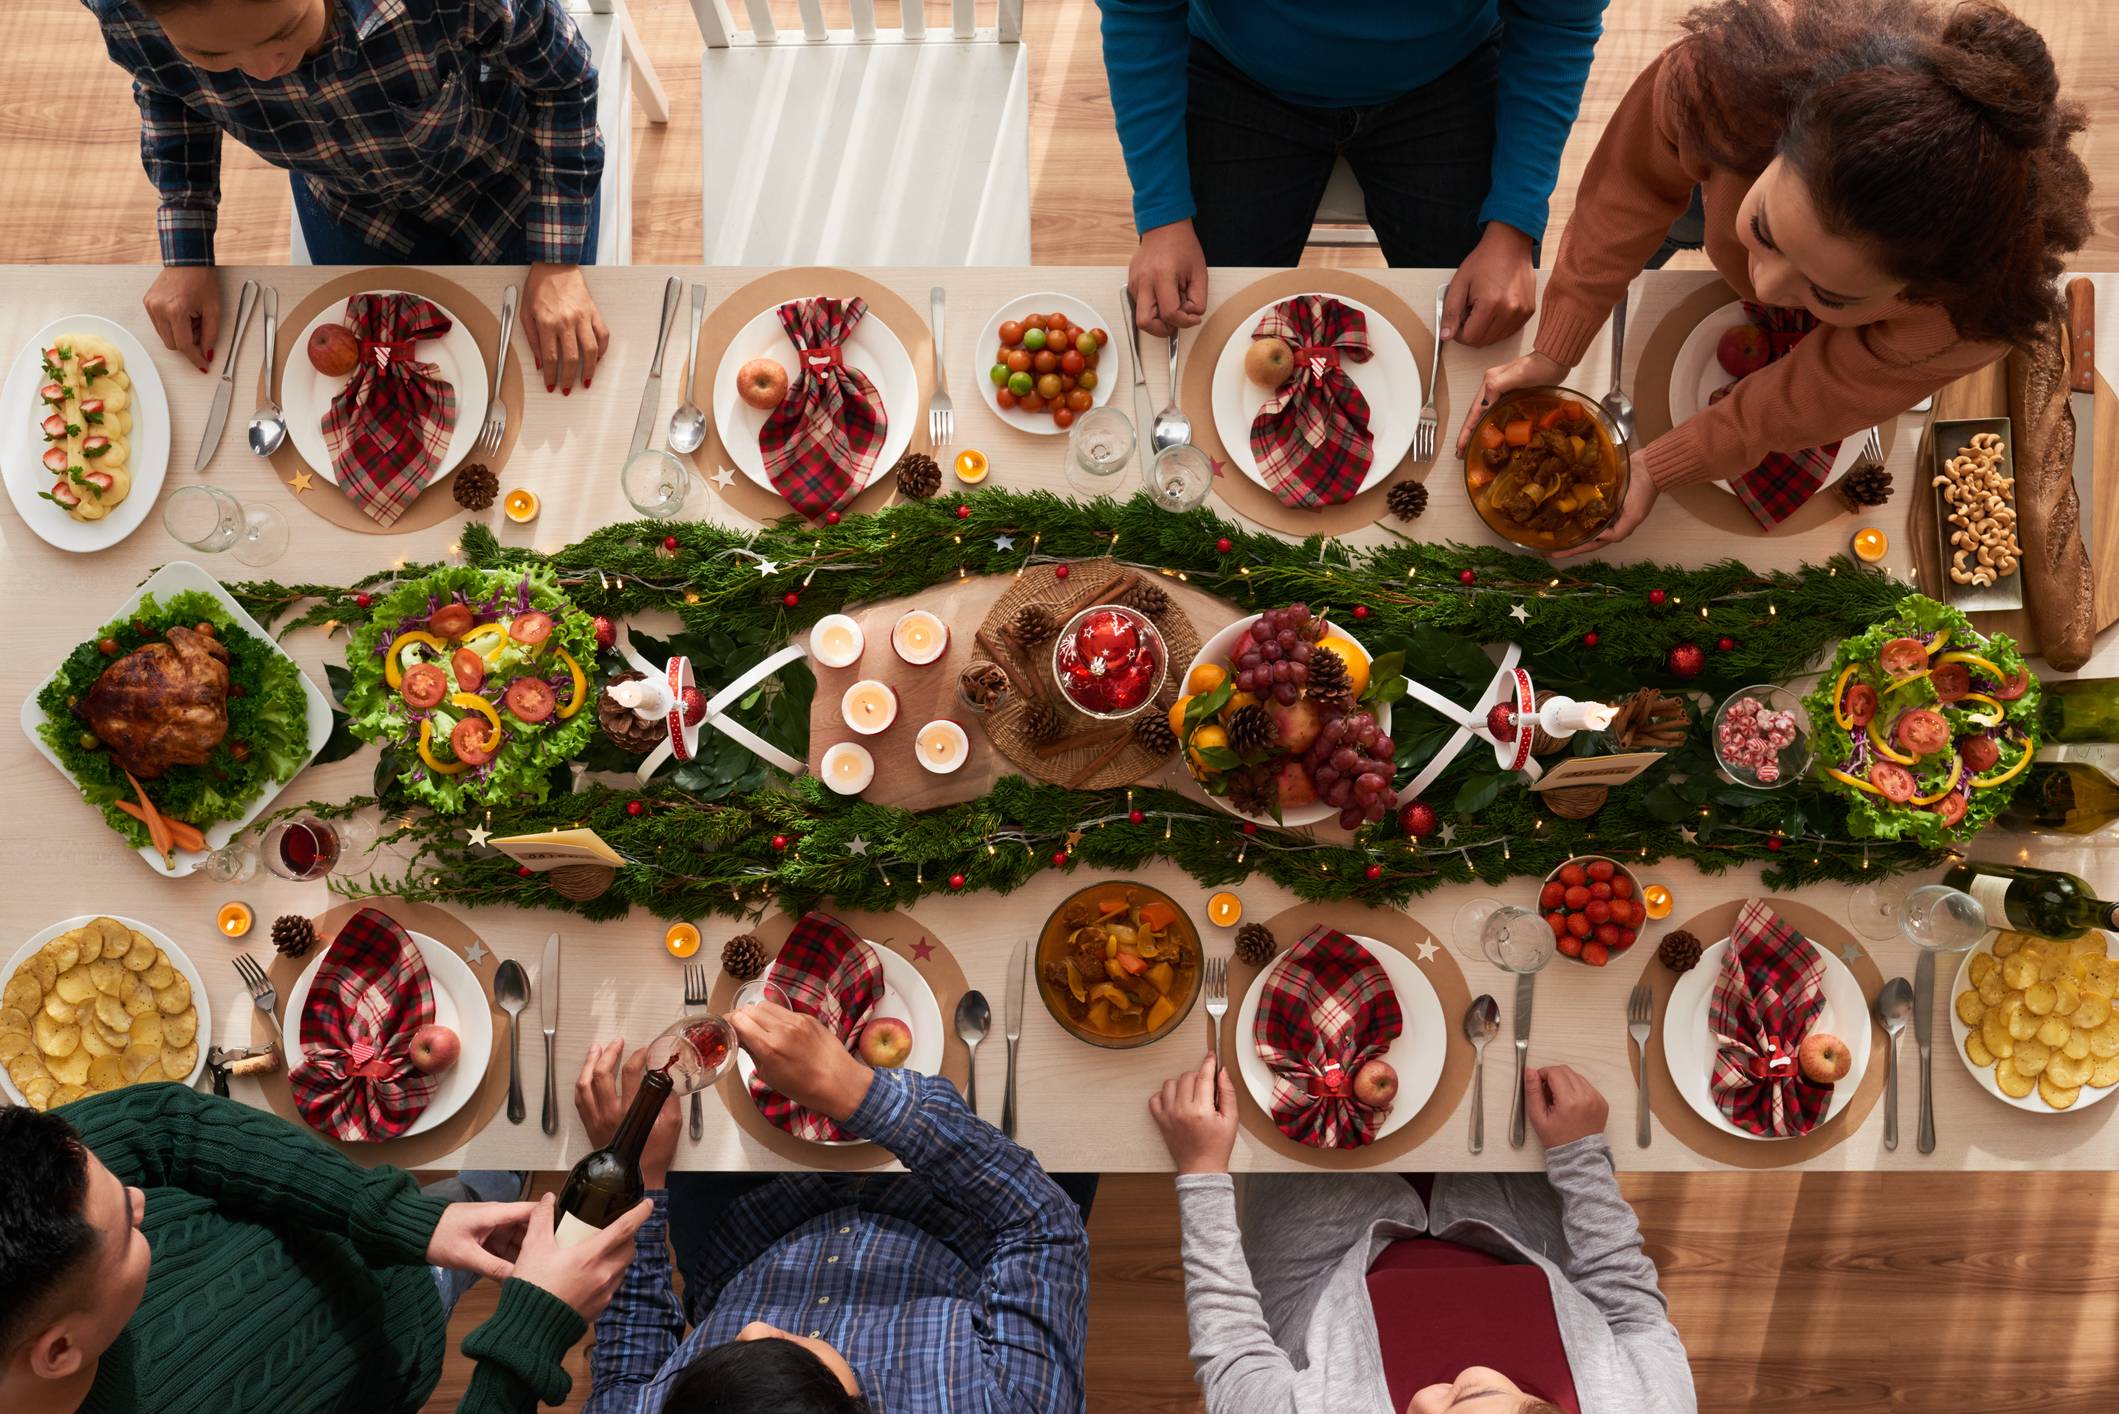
[976,559,1201,790]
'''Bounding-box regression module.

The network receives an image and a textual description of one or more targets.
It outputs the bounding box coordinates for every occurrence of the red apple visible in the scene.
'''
[1272,759,1318,809]
[1263,696,1324,753]
[408,1024,460,1076]
[1716,323,1771,378]
[307,323,360,378]
[1352,1058,1398,1109]
[1797,1032,1852,1084]
[857,1016,914,1069]
[737,358,789,411]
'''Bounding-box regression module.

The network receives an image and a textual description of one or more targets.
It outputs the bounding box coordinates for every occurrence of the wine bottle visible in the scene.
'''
[1997,749,2119,836]
[2038,678,2119,744]
[553,1068,673,1248]
[1939,859,2119,941]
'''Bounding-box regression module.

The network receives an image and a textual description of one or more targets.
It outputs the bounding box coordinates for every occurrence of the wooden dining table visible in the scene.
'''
[4,263,2117,1173]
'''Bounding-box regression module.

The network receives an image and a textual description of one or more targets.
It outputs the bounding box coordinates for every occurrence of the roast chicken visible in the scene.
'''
[79,626,231,778]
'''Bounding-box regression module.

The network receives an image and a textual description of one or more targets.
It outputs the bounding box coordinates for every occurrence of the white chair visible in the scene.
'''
[289,0,666,264]
[687,0,1030,265]
[1307,155,1379,250]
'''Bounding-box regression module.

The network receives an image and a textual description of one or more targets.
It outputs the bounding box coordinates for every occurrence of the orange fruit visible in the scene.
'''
[1187,724,1229,773]
[953,449,990,484]
[1185,662,1228,696]
[1222,690,1259,719]
[1315,634,1371,699]
[1168,695,1194,742]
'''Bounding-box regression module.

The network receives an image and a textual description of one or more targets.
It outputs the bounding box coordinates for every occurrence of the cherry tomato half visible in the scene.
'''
[1870,761,1916,803]
[1928,662,1971,702]
[505,677,556,723]
[401,662,447,709]
[1930,790,1967,826]
[1896,708,1950,756]
[1961,735,2000,773]
[1993,667,2032,701]
[509,611,553,646]
[1842,682,1878,727]
[450,715,497,766]
[1879,636,1929,676]
[428,603,474,639]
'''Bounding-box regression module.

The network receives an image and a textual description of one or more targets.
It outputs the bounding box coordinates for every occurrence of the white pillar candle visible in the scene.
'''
[609,675,674,720]
[809,614,865,669]
[841,679,899,735]
[821,741,875,795]
[1534,694,1617,738]
[914,718,970,774]
[890,610,949,666]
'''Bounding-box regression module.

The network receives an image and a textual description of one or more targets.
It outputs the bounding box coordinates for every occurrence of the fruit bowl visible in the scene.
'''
[1538,855,1646,966]
[1052,604,1167,719]
[1465,386,1630,554]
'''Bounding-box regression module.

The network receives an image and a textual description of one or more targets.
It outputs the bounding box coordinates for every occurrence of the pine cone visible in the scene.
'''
[1022,698,1063,745]
[1234,922,1278,967]
[1226,702,1279,757]
[1123,581,1171,619]
[597,672,670,754]
[1306,645,1353,709]
[894,452,941,500]
[451,462,499,511]
[1836,462,1893,511]
[271,914,318,960]
[721,933,767,981]
[1133,711,1177,756]
[1226,765,1277,818]
[1657,930,1702,974]
[1386,479,1429,522]
[1010,603,1056,647]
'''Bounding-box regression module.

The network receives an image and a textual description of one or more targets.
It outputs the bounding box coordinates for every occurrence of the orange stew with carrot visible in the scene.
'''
[1468,391,1623,550]
[1037,884,1200,1041]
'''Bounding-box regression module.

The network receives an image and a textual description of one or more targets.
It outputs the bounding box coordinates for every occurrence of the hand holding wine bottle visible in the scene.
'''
[509,1192,652,1322]
[728,1002,875,1124]
[575,1041,682,1189]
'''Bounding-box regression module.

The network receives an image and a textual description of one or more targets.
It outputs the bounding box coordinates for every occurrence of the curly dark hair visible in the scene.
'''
[0,1106,96,1358]
[1672,0,2090,345]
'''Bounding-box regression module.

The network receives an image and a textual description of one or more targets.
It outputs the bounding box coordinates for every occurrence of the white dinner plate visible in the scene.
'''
[1233,933,1443,1146]
[1663,936,1871,1140]
[0,915,212,1104]
[0,315,170,553]
[284,291,489,486]
[1210,292,1418,492]
[712,298,917,494]
[1182,614,1390,827]
[20,560,335,878]
[1669,300,1871,492]
[736,940,943,1146]
[1947,933,2119,1114]
[974,292,1118,434]
[282,926,494,1139]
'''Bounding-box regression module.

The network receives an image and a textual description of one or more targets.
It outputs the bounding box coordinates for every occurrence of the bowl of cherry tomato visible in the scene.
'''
[1538,855,1645,967]
[980,293,1117,434]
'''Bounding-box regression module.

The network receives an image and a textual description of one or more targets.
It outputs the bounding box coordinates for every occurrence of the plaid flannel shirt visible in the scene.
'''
[87,0,603,266]
[582,1070,1090,1414]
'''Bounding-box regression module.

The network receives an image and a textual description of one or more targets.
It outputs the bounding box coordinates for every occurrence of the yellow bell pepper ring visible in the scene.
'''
[1910,755,1963,806]
[1926,628,1951,656]
[1828,768,1884,795]
[1937,649,2006,683]
[1832,665,1860,730]
[1957,692,2003,727]
[461,623,509,659]
[450,692,502,752]
[1867,716,1916,765]
[417,719,468,775]
[1972,741,2034,790]
[383,630,449,689]
[554,647,588,720]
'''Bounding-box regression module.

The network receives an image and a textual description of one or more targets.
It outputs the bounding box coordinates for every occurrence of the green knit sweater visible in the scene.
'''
[67,1084,584,1414]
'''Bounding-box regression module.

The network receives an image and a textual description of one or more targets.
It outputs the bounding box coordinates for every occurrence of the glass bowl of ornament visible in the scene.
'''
[1034,881,1203,1049]
[1051,603,1168,720]
[1711,684,1811,791]
[1537,855,1647,967]
[1464,386,1630,553]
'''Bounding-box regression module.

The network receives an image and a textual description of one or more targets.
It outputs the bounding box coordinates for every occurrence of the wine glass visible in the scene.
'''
[1900,884,1989,953]
[1477,905,1556,974]
[163,484,288,566]
[1847,874,1916,942]
[261,816,377,882]
[641,1014,740,1094]
[1144,443,1213,512]
[194,839,257,883]
[621,447,691,518]
[1067,406,1135,495]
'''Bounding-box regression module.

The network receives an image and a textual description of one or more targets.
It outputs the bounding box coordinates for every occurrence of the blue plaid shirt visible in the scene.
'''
[87,0,603,266]
[584,1071,1089,1414]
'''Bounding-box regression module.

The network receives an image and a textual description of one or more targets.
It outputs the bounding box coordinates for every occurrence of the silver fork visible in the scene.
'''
[475,284,519,458]
[1627,982,1654,1148]
[1855,425,1884,472]
[1416,281,1445,463]
[1203,955,1229,1091]
[927,286,953,450]
[683,962,709,1141]
[232,955,285,1048]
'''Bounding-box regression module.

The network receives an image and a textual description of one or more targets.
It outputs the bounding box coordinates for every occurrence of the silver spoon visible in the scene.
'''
[955,989,991,1116]
[494,959,530,1125]
[668,282,707,455]
[1463,993,1500,1154]
[1150,332,1191,455]
[245,285,286,457]
[1600,287,1635,445]
[1875,977,1913,1152]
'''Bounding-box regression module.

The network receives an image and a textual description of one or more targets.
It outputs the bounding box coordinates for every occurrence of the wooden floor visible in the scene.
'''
[7,1,2119,1408]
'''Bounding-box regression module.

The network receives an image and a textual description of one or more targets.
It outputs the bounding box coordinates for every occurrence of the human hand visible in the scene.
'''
[425,1199,538,1280]
[1441,223,1537,347]
[1549,464,1660,561]
[1453,350,1569,458]
[508,1192,651,1322]
[1128,220,1208,337]
[522,262,610,394]
[574,1041,681,1189]
[728,1003,873,1124]
[1524,1063,1608,1148]
[143,266,221,372]
[1148,1052,1238,1175]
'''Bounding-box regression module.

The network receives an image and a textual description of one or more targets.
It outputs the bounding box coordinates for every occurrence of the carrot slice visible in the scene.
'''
[1504,419,1533,447]
[120,770,175,863]
[1477,421,1507,450]
[1537,405,1569,430]
[115,799,206,853]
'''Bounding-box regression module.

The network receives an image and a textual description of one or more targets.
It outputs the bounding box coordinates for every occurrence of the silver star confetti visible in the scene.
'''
[755,558,780,577]
[710,465,737,489]
[466,824,492,847]
[1414,939,1439,962]
[993,534,1016,551]
[847,835,870,856]
[1508,602,1530,624]
[461,941,489,965]
[1840,943,1863,964]
[1439,822,1458,846]
[1680,826,1698,845]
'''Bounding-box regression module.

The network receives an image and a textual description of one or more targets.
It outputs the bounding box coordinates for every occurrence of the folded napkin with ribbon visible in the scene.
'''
[1253,926,1403,1148]
[758,298,890,521]
[319,292,459,528]
[747,912,886,1142]
[287,906,440,1142]
[1248,296,1376,510]
[1710,302,1842,529]
[1708,899,1834,1137]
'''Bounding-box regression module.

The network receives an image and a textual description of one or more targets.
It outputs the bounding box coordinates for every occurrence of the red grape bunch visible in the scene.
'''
[1304,709,1398,830]
[1233,603,1320,705]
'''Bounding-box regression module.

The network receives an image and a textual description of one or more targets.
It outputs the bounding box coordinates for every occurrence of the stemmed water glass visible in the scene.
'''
[1066,406,1135,495]
[622,447,691,518]
[1899,884,1989,953]
[1455,899,1555,973]
[162,484,287,566]
[1848,875,1916,942]
[1144,443,1213,512]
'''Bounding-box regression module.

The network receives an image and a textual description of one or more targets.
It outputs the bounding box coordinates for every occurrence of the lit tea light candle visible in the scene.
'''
[809,614,865,669]
[1642,884,1674,920]
[915,719,970,774]
[664,922,701,958]
[1207,892,1243,927]
[841,680,898,735]
[890,610,949,666]
[503,488,540,523]
[821,741,876,794]
[1851,526,1889,563]
[217,901,254,938]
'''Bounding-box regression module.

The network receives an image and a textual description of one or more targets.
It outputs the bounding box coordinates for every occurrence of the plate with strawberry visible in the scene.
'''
[1668,301,1874,492]
[1539,855,1646,967]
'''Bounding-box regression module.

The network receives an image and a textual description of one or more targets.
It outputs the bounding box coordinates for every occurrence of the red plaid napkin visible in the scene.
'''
[758,298,889,521]
[747,913,885,1143]
[287,907,440,1142]
[1252,926,1404,1148]
[1247,296,1375,510]
[319,293,459,527]
[1708,900,1833,1137]
[1714,302,1841,528]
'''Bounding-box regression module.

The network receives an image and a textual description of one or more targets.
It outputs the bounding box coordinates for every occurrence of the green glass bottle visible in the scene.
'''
[1997,748,2119,836]
[1939,859,2119,941]
[553,1067,672,1247]
[2038,678,2119,744]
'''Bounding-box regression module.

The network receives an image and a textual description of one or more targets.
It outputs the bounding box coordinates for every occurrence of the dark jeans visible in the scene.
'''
[292,176,602,265]
[1185,32,1504,268]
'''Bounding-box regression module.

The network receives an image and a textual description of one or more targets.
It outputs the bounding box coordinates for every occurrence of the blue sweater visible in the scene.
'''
[1096,0,1607,240]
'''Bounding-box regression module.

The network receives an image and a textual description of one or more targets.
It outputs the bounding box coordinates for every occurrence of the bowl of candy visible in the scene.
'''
[1712,685,1811,790]
[1051,604,1167,720]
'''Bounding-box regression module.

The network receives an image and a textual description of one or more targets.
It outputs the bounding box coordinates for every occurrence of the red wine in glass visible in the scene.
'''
[266,820,340,881]
[644,1014,738,1092]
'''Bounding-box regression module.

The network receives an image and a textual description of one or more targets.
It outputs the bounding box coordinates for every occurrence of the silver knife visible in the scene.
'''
[1122,286,1157,459]
[1914,949,1936,1155]
[2067,277,2096,539]
[1508,972,1535,1148]
[1002,939,1027,1140]
[540,931,562,1136]
[193,279,260,472]
[630,277,685,458]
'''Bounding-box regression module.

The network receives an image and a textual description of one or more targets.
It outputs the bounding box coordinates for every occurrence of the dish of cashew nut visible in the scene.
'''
[1933,432,2018,588]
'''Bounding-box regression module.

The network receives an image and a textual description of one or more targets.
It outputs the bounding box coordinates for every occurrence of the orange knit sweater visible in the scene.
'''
[1531,45,2009,491]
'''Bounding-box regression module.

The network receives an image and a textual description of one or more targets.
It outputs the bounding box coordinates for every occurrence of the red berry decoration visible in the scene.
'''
[1649,588,1668,607]
[662,535,679,551]
[948,872,966,890]
[1365,864,1384,881]
[1485,701,1519,739]
[771,833,790,852]
[1216,537,1233,554]
[1582,631,1599,647]
[1054,563,1070,581]
[681,686,708,726]
[592,614,616,650]
[516,865,532,878]
[1398,799,1439,838]
[1458,569,1477,585]
[1127,809,1145,825]
[1767,836,1784,852]
[1666,641,1705,681]
[1353,604,1370,620]
[1717,636,1736,652]
[825,509,842,525]
[954,504,971,520]
[783,591,801,608]
[1051,850,1071,867]
[1241,821,1258,836]
[354,592,372,609]
[626,800,644,817]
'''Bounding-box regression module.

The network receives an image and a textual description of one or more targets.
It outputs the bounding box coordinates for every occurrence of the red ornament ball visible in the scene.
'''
[1216,537,1233,554]
[782,591,801,608]
[1127,809,1145,825]
[681,686,708,726]
[1582,631,1599,647]
[1458,569,1477,586]
[662,535,679,552]
[626,800,644,817]
[1353,605,1370,621]
[825,509,842,525]
[1399,799,1439,838]
[1767,836,1784,853]
[1666,641,1705,681]
[1241,821,1258,836]
[954,504,972,520]
[1054,563,1071,581]
[947,873,967,890]
[1485,701,1519,739]
[592,614,616,650]
[516,865,532,878]
[771,833,790,852]
[354,592,372,609]
[1717,636,1737,652]
[1051,850,1071,867]
[1648,588,1668,607]
[1365,864,1384,881]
